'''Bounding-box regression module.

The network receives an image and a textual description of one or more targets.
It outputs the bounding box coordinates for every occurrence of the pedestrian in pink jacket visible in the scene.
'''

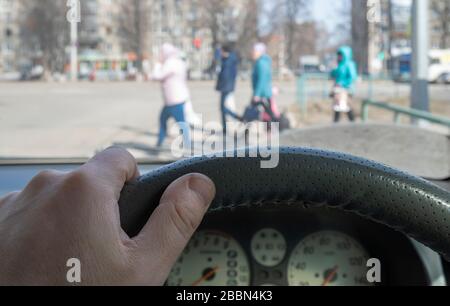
[153,44,191,148]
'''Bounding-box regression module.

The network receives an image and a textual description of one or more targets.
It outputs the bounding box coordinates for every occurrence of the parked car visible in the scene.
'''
[0,71,21,82]
[20,65,44,81]
[437,72,450,84]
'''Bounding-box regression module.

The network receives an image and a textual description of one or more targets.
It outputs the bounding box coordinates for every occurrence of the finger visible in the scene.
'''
[81,147,140,198]
[133,174,215,278]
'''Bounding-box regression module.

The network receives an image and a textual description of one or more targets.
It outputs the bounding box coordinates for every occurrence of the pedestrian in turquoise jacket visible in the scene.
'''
[246,43,279,123]
[330,46,358,123]
[331,46,358,93]
[252,43,273,100]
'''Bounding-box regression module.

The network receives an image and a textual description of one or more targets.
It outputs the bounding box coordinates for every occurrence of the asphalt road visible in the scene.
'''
[0,80,448,160]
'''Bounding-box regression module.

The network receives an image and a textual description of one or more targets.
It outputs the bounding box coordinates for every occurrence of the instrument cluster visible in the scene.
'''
[166,206,431,286]
[167,229,372,286]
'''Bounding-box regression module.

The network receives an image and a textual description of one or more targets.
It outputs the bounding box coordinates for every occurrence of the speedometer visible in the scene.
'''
[287,231,372,286]
[167,231,250,286]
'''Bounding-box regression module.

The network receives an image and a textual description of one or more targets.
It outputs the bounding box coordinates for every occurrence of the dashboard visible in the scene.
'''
[0,163,448,286]
[166,205,445,286]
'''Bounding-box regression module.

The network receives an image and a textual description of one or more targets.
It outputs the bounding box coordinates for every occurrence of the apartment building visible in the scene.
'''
[150,0,213,75]
[0,0,251,75]
[79,0,123,57]
[78,0,213,72]
[0,0,19,73]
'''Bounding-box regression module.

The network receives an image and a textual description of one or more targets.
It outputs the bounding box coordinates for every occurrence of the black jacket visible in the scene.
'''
[216,52,239,94]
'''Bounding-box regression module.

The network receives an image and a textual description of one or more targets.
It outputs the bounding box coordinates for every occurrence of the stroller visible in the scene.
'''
[243,87,291,132]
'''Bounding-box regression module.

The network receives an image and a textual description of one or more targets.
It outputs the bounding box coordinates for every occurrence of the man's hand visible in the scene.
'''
[0,147,216,286]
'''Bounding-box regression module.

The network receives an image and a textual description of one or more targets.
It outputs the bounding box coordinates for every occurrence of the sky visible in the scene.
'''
[260,0,351,44]
[311,0,351,46]
[312,0,349,32]
[261,0,349,29]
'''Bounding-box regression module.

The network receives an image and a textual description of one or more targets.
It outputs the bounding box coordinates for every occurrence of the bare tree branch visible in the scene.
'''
[18,0,69,73]
[430,0,450,48]
[193,0,260,62]
[117,0,151,70]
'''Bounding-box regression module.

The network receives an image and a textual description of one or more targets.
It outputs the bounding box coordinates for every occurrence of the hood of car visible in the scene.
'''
[280,123,450,180]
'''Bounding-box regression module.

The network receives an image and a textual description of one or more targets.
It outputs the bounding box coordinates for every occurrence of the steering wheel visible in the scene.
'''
[119,147,450,261]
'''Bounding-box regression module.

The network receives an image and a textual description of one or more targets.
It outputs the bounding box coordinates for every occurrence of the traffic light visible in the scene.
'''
[193,38,202,50]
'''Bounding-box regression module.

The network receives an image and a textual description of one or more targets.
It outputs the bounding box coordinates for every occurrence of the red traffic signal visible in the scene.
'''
[193,38,202,50]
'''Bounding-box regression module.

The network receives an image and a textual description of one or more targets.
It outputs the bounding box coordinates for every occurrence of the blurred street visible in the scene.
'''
[0,80,448,160]
[0,0,448,161]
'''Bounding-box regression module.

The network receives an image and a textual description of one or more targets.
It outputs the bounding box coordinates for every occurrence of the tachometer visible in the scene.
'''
[287,231,372,286]
[167,231,250,286]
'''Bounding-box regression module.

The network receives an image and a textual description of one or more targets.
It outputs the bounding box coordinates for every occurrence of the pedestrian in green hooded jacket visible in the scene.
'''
[330,46,358,123]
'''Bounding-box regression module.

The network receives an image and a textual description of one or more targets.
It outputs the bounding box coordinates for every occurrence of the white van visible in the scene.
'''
[429,49,450,83]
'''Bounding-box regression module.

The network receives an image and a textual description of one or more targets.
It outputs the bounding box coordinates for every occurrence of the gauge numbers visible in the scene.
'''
[251,228,287,267]
[167,231,250,286]
[288,231,372,286]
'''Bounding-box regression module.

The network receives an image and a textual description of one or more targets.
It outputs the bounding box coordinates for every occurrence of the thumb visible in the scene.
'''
[133,174,216,282]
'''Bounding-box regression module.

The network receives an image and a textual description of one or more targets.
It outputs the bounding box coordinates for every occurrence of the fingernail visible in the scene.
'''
[188,174,216,207]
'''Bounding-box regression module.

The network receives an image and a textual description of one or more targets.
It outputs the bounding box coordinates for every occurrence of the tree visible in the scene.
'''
[430,0,450,48]
[261,0,312,69]
[334,0,352,46]
[283,0,309,69]
[351,0,369,74]
[194,0,259,59]
[18,0,69,73]
[234,0,260,61]
[117,0,151,70]
[196,0,228,48]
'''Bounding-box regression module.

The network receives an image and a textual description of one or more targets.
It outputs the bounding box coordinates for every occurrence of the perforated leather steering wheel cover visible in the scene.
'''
[119,147,450,260]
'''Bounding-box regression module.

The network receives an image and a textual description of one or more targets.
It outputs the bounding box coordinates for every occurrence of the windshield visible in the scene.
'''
[0,0,449,163]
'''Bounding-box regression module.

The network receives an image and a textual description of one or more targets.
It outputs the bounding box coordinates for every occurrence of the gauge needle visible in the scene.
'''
[191,266,220,286]
[322,266,339,287]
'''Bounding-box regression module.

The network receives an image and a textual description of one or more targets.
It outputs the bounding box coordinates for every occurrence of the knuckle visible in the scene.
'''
[59,170,91,193]
[104,146,135,164]
[35,170,60,182]
[116,147,134,160]
[27,170,61,189]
